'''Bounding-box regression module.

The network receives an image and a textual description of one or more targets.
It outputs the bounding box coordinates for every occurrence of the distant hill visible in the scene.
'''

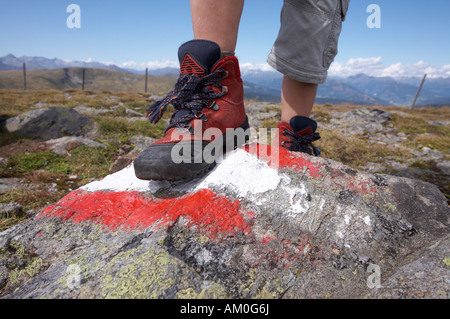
[146,67,180,79]
[1,54,450,106]
[0,68,176,94]
[240,69,450,106]
[317,77,388,105]
[343,74,429,106]
[241,70,388,105]
[243,82,281,103]
[0,66,280,102]
[0,54,125,73]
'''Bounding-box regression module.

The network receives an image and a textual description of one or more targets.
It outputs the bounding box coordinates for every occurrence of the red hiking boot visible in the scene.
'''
[134,40,249,181]
[275,116,321,156]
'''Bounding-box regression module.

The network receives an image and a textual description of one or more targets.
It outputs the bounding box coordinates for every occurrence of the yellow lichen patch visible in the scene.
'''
[10,241,25,259]
[100,247,179,299]
[240,268,259,297]
[443,258,450,267]
[176,283,229,299]
[25,257,43,277]
[1,241,44,292]
[254,285,277,299]
[240,268,282,299]
[194,235,211,245]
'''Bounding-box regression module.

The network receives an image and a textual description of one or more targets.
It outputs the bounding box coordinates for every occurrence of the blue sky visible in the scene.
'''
[1,0,449,77]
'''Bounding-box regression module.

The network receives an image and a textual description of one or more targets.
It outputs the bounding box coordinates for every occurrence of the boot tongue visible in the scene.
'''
[289,116,318,135]
[178,40,221,75]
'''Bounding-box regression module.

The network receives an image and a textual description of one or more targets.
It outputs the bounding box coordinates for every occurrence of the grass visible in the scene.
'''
[0,89,176,231]
[1,214,27,232]
[95,116,167,140]
[315,130,410,170]
[264,104,282,116]
[391,113,439,135]
[409,106,450,121]
[2,145,115,184]
[413,133,450,155]
[7,151,62,174]
[0,68,177,93]
[390,112,450,155]
[311,111,332,124]
[0,144,116,227]
[409,160,434,171]
[0,89,163,117]
[63,145,115,180]
[1,188,65,213]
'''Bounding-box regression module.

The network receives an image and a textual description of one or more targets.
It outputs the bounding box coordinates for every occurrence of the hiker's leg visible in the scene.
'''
[268,0,349,155]
[135,1,248,181]
[190,0,245,54]
[268,0,349,124]
[281,76,318,123]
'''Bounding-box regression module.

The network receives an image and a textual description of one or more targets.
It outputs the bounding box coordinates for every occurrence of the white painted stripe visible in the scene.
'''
[81,149,310,216]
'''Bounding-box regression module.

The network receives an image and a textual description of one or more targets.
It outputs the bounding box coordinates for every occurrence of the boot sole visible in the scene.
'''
[134,116,250,182]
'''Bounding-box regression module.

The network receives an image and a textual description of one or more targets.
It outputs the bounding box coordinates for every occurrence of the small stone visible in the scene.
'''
[0,203,24,218]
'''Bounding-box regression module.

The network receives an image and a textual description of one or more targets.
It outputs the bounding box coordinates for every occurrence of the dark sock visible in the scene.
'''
[289,116,318,133]
[178,39,221,74]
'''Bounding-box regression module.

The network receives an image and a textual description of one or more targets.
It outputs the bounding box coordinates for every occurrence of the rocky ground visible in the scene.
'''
[247,102,449,200]
[0,90,449,231]
[0,90,449,300]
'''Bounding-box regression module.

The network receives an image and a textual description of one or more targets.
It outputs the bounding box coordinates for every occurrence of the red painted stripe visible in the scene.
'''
[40,189,325,269]
[244,143,323,178]
[244,143,377,195]
[41,189,253,237]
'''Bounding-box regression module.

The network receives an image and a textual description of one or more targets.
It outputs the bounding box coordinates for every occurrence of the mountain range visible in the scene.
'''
[241,69,450,106]
[1,54,449,107]
[0,54,124,73]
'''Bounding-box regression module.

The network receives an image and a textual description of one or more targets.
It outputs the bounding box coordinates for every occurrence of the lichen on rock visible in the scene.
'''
[0,145,449,299]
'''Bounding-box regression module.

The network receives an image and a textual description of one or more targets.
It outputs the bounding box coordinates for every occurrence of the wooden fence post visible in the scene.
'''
[81,68,86,91]
[23,63,27,91]
[411,74,427,110]
[145,68,148,93]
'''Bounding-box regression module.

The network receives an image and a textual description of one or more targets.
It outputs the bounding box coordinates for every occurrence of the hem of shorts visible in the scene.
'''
[267,51,327,85]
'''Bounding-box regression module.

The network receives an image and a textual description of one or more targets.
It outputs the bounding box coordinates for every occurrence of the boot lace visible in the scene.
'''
[282,130,322,156]
[146,70,227,131]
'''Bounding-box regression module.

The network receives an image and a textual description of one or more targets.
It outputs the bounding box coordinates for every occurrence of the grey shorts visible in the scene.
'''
[267,0,350,84]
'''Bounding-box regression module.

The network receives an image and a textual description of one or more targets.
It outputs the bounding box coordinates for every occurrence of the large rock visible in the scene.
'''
[329,107,392,135]
[6,107,97,140]
[0,144,448,299]
[45,136,106,156]
[0,178,24,195]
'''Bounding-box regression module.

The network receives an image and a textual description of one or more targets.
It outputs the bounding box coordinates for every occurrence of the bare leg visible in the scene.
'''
[190,0,245,53]
[281,75,318,123]
[190,0,317,124]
